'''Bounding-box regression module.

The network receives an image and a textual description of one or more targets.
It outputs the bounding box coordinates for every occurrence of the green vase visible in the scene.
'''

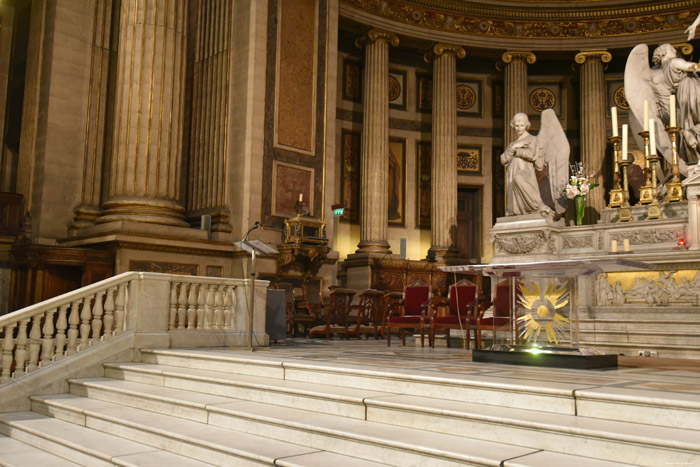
[574,195,585,226]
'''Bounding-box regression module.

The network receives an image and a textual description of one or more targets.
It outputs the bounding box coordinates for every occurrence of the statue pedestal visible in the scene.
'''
[490,214,564,264]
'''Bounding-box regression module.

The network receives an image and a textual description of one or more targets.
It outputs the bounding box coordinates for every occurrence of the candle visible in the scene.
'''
[649,119,657,156]
[298,193,303,202]
[611,107,618,137]
[611,240,618,253]
[670,95,676,127]
[623,239,630,252]
[621,124,628,161]
[643,100,649,131]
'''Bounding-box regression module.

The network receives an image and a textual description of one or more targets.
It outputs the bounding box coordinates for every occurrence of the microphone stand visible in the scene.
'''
[242,222,260,351]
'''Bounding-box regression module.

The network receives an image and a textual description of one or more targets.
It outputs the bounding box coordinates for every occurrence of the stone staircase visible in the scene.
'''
[579,306,700,358]
[1,345,699,466]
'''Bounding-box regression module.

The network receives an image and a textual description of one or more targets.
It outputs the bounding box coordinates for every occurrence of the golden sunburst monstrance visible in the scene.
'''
[517,281,570,345]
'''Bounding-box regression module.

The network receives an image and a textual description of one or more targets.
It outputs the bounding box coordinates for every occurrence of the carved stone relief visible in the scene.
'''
[596,270,700,307]
[563,235,594,249]
[494,231,549,255]
[609,228,684,245]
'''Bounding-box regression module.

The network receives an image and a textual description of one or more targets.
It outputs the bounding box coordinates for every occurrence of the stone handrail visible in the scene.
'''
[0,272,265,387]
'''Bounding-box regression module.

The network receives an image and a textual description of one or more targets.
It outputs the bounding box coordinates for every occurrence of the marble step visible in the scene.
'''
[63,376,700,466]
[577,329,700,345]
[0,433,80,467]
[31,392,606,467]
[0,411,215,467]
[580,308,700,320]
[101,362,393,420]
[577,342,700,359]
[579,319,700,332]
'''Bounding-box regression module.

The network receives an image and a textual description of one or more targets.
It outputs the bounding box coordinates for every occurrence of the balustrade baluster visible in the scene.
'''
[196,284,206,329]
[55,304,69,360]
[27,314,42,372]
[169,283,178,330]
[177,282,187,329]
[66,300,81,355]
[80,295,93,349]
[103,287,115,339]
[205,285,215,329]
[1,323,17,383]
[223,285,234,329]
[14,319,29,376]
[187,283,197,329]
[42,308,57,364]
[92,291,105,341]
[114,284,126,335]
[214,285,224,330]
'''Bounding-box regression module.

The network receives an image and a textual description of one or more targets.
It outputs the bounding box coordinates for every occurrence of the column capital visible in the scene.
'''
[574,49,612,64]
[355,28,399,49]
[424,43,466,63]
[501,50,536,65]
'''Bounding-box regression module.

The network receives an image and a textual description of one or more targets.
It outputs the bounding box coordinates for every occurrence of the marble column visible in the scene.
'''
[426,44,465,261]
[98,0,189,227]
[576,50,612,224]
[354,29,398,253]
[502,51,536,146]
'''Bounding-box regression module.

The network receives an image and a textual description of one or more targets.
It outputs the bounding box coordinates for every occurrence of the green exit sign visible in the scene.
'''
[333,207,344,217]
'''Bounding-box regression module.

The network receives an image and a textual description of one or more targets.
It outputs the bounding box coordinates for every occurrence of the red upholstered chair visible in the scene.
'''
[429,279,478,348]
[308,288,356,339]
[385,280,431,347]
[476,280,518,348]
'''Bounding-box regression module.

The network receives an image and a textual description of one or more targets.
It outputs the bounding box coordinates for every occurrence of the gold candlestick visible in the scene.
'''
[608,135,623,208]
[645,138,662,220]
[617,156,633,222]
[637,130,653,205]
[666,126,684,202]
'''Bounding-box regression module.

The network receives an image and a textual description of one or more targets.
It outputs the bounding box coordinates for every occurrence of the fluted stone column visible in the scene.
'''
[426,44,465,261]
[354,29,398,253]
[502,51,536,146]
[98,0,189,227]
[576,50,612,224]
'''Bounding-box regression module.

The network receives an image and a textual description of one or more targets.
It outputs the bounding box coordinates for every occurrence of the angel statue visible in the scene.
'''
[625,43,699,177]
[501,110,569,218]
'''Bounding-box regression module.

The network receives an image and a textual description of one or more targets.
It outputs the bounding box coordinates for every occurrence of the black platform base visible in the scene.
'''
[473,346,618,369]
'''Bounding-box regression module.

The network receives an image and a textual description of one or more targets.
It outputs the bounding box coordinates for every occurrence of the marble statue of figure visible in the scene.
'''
[500,110,569,217]
[624,43,700,176]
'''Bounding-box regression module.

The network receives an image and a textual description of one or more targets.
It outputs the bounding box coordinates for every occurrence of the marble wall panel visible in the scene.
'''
[388,137,406,226]
[340,129,360,223]
[457,144,482,175]
[272,161,314,218]
[416,141,431,228]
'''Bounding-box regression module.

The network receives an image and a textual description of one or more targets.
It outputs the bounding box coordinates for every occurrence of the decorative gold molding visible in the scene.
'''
[574,49,612,64]
[673,42,694,55]
[502,51,536,65]
[355,28,399,49]
[424,43,466,63]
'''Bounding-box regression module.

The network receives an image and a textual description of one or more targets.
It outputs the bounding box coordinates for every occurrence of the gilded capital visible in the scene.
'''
[501,51,536,65]
[355,28,399,49]
[673,42,694,56]
[574,49,612,65]
[424,43,466,63]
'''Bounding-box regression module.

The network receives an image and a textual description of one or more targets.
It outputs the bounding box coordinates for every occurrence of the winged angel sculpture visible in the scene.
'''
[624,43,700,178]
[501,109,569,218]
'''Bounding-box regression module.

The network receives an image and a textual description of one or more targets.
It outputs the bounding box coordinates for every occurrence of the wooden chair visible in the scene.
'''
[308,288,356,339]
[293,282,324,336]
[347,289,385,339]
[476,280,518,348]
[270,282,295,337]
[428,279,478,348]
[385,280,431,347]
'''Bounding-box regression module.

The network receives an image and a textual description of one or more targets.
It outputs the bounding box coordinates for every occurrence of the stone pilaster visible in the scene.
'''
[425,44,465,261]
[502,51,535,146]
[354,29,398,253]
[98,0,189,227]
[575,50,612,224]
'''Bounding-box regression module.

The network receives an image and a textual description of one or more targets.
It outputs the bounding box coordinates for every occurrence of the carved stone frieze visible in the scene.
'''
[562,235,594,249]
[597,271,700,307]
[494,231,548,255]
[609,228,685,245]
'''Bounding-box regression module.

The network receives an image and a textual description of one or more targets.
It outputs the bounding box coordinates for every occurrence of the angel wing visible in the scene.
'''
[624,44,687,176]
[536,109,569,214]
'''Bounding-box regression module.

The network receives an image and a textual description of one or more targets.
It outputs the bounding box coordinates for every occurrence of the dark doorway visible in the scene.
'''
[457,186,481,261]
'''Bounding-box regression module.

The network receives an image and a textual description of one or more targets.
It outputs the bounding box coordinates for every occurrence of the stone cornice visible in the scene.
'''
[342,0,700,41]
[424,43,466,63]
[355,28,400,48]
[574,49,613,64]
[502,51,536,64]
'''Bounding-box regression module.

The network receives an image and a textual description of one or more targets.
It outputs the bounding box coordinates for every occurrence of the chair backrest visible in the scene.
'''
[357,289,385,324]
[403,280,430,315]
[274,282,295,305]
[302,282,322,304]
[448,279,477,316]
[494,280,512,318]
[327,288,355,325]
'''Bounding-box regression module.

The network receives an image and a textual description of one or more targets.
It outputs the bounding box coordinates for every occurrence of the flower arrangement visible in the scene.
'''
[565,162,598,199]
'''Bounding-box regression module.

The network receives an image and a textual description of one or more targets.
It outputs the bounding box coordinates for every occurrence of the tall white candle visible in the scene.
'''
[299,193,303,202]
[611,107,618,137]
[611,240,618,253]
[643,100,649,131]
[649,119,657,155]
[622,124,628,160]
[670,95,677,127]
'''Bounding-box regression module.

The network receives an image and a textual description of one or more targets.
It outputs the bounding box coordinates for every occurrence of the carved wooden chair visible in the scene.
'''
[347,289,385,339]
[476,280,518,349]
[428,279,478,348]
[308,288,356,339]
[385,280,431,347]
[293,282,324,336]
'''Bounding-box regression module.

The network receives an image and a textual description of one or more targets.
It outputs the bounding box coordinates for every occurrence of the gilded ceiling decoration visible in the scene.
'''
[341,0,700,40]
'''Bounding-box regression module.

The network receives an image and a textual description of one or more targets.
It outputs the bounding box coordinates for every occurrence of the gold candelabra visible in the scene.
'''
[637,130,654,205]
[617,156,633,222]
[608,136,623,208]
[666,126,684,202]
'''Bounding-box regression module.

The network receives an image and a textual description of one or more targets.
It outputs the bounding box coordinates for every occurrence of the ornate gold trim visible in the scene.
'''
[502,51,536,65]
[424,43,466,63]
[673,42,694,55]
[355,28,399,49]
[574,49,612,64]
